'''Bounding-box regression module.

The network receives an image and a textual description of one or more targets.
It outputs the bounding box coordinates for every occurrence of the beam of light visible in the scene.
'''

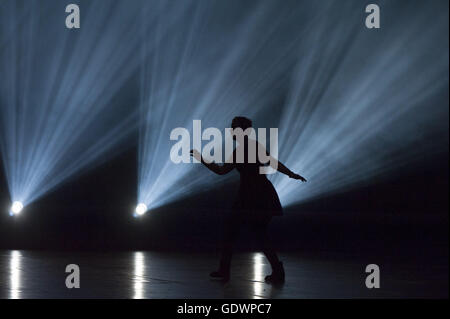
[10,250,22,299]
[133,252,146,299]
[138,0,448,211]
[271,0,449,207]
[1,0,444,213]
[0,0,165,207]
[138,0,327,209]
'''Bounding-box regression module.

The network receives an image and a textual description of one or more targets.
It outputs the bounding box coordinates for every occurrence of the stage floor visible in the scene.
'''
[0,250,447,299]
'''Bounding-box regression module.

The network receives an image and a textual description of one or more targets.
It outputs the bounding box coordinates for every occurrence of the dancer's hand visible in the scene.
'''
[290,172,307,182]
[190,149,202,161]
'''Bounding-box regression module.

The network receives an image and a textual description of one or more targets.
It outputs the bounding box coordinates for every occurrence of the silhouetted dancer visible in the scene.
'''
[190,116,306,283]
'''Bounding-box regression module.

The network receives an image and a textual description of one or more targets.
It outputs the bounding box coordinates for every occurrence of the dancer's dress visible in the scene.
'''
[231,138,283,219]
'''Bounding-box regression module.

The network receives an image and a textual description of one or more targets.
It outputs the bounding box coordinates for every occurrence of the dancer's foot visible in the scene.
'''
[265,262,285,284]
[210,270,230,282]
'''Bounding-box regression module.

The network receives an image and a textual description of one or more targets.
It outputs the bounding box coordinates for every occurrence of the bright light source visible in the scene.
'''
[10,201,24,215]
[135,203,148,216]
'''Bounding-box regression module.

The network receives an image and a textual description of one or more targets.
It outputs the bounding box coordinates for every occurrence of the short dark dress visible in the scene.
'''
[231,139,283,219]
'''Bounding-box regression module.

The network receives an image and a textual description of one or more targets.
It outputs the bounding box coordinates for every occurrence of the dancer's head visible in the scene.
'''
[231,116,252,130]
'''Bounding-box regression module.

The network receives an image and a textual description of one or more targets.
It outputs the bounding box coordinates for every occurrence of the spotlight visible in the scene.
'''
[10,201,24,215]
[135,203,148,216]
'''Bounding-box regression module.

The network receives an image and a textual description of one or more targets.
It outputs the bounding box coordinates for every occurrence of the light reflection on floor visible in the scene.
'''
[9,250,21,299]
[0,250,446,299]
[133,252,145,299]
[252,253,272,299]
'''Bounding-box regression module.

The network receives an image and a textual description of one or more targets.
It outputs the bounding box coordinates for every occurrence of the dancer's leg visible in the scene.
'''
[256,216,280,268]
[218,215,240,274]
[255,216,284,283]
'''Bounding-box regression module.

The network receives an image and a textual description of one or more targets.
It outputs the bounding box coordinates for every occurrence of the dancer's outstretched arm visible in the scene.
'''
[190,149,235,175]
[190,146,307,181]
[259,142,307,182]
[275,160,307,182]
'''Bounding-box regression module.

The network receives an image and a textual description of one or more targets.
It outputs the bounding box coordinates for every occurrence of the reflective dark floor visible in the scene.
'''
[0,250,447,299]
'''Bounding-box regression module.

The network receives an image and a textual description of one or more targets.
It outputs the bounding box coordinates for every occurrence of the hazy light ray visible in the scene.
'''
[0,0,161,206]
[272,0,448,206]
[138,1,210,206]
[137,0,447,211]
[138,0,323,209]
[138,1,204,206]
